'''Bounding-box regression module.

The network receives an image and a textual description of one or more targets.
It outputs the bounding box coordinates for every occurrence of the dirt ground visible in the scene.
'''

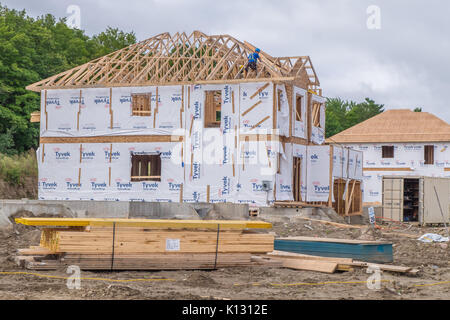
[0,217,448,300]
[0,177,38,200]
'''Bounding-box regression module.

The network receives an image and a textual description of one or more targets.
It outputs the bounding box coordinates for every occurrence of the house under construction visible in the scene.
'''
[327,109,450,206]
[28,31,362,213]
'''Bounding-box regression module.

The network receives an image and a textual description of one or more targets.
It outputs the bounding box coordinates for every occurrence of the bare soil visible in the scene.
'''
[0,218,448,300]
[0,177,37,199]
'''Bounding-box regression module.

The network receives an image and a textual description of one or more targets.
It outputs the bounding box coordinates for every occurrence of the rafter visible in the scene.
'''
[26,31,320,92]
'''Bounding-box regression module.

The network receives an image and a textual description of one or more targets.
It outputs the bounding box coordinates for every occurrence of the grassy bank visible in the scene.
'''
[0,150,38,186]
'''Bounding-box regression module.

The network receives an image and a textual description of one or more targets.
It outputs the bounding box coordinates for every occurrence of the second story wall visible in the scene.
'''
[40,82,279,138]
[347,142,450,174]
[40,82,326,146]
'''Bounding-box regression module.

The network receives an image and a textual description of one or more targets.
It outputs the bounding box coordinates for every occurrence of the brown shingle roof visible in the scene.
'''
[326,109,450,143]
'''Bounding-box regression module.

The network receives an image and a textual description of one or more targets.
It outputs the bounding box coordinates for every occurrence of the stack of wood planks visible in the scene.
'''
[274,236,394,263]
[15,218,275,271]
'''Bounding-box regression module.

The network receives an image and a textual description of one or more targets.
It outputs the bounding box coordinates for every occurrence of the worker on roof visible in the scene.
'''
[245,48,261,74]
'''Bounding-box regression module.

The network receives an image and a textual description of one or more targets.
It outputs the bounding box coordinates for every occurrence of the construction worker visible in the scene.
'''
[245,48,261,73]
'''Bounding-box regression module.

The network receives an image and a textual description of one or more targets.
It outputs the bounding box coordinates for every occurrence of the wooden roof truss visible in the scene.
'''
[26,31,320,92]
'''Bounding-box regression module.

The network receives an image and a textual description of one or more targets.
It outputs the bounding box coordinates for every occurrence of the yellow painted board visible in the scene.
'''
[15,218,272,229]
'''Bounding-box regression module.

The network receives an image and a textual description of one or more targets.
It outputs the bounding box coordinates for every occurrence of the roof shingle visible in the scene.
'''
[326,109,450,143]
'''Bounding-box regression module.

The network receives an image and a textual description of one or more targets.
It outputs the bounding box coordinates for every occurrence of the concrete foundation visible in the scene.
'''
[0,199,250,227]
[0,199,360,228]
[258,206,347,224]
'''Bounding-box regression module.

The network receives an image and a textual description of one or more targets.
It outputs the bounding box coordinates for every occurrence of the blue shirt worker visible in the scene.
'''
[245,48,261,73]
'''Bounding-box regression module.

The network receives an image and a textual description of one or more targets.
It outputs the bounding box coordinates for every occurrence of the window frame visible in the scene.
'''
[204,90,222,128]
[424,145,434,165]
[130,153,161,182]
[295,94,303,122]
[312,102,322,128]
[131,93,151,117]
[382,145,394,159]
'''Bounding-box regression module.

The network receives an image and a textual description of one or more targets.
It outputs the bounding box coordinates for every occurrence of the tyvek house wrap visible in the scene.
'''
[306,145,330,202]
[350,143,450,202]
[239,83,273,133]
[38,82,341,206]
[237,82,277,205]
[38,142,184,202]
[42,86,186,137]
[183,83,239,203]
[275,143,294,201]
[42,89,80,135]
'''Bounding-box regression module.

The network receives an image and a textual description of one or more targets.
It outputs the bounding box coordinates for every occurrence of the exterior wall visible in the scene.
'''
[274,144,363,203]
[38,142,183,202]
[42,86,185,136]
[345,142,450,203]
[38,81,331,207]
[39,82,280,206]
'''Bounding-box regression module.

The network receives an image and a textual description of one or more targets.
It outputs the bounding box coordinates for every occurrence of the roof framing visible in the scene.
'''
[26,31,320,92]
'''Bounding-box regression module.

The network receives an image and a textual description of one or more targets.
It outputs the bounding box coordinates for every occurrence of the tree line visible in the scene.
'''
[0,4,136,154]
[325,97,385,138]
[1,4,402,155]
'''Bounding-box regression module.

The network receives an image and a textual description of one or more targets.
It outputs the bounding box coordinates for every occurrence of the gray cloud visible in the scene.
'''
[3,0,449,121]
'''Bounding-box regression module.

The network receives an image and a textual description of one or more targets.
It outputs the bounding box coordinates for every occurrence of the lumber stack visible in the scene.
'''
[15,218,274,271]
[274,236,393,263]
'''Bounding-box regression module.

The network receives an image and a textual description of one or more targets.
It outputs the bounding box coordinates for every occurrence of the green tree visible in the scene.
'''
[325,97,384,138]
[0,4,136,154]
[92,27,137,56]
[414,107,422,112]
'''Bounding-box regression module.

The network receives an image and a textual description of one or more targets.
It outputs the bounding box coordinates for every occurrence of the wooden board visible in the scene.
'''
[350,261,419,274]
[40,135,183,144]
[16,217,272,229]
[37,227,273,255]
[282,259,337,273]
[18,252,283,271]
[62,253,254,270]
[266,250,353,264]
[17,247,54,255]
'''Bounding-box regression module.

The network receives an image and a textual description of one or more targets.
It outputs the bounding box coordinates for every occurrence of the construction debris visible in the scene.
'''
[257,250,419,275]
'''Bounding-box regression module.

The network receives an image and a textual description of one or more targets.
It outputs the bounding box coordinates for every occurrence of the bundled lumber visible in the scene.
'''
[274,236,393,263]
[15,217,271,229]
[39,227,273,254]
[61,253,254,270]
[15,218,275,271]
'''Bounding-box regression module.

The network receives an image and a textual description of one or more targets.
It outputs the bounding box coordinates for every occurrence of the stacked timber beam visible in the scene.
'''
[15,218,275,271]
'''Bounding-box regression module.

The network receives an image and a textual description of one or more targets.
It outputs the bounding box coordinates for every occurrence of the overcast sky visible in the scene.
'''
[3,0,450,122]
